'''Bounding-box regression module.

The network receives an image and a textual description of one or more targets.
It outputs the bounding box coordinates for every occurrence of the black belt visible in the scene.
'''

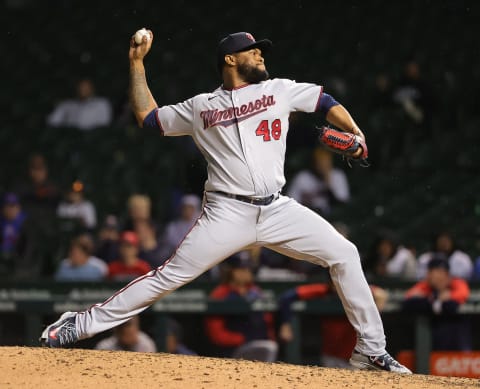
[213,191,279,206]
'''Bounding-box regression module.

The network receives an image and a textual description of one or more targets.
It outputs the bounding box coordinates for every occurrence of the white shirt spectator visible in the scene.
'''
[47,97,112,130]
[287,168,349,214]
[95,331,157,353]
[57,199,97,229]
[417,250,473,280]
[385,246,417,279]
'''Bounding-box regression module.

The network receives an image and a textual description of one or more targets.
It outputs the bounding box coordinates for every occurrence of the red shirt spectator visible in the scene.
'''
[405,258,469,308]
[205,260,276,361]
[405,278,469,305]
[108,231,151,281]
[403,258,471,350]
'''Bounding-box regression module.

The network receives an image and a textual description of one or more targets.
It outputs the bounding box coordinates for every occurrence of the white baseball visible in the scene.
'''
[134,28,150,45]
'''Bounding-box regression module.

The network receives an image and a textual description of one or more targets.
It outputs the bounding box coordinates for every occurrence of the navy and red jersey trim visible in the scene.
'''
[314,85,324,112]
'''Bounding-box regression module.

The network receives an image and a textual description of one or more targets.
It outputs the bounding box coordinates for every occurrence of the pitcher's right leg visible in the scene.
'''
[41,193,257,347]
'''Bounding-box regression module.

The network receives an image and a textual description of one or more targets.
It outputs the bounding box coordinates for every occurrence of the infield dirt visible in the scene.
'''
[1,346,479,388]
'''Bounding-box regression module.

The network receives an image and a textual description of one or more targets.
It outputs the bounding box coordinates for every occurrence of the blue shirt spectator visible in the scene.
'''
[473,256,480,280]
[55,234,107,281]
[0,193,27,256]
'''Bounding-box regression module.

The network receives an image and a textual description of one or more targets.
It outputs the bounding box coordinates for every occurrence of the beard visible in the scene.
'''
[237,62,269,84]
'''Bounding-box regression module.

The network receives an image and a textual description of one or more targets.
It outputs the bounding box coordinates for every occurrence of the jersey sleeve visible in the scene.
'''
[155,98,195,136]
[282,79,323,113]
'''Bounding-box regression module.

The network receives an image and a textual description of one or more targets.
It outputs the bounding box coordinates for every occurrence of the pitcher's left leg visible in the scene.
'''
[257,196,385,356]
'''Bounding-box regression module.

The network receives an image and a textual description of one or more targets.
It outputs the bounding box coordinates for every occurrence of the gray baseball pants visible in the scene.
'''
[76,192,386,355]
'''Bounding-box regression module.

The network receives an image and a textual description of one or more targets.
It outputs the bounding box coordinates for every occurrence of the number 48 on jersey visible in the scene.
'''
[255,119,282,142]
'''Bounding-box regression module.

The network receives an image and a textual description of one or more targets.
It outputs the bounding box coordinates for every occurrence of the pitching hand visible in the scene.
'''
[129,29,153,61]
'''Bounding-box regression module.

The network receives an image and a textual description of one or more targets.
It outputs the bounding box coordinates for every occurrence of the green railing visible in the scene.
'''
[1,279,480,374]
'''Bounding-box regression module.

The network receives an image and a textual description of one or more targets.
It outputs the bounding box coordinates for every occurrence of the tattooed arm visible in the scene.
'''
[128,29,158,127]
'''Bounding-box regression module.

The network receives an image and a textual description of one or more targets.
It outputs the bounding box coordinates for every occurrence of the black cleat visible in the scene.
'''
[40,312,79,348]
[349,349,412,374]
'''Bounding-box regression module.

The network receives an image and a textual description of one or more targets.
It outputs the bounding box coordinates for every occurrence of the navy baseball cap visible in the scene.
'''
[217,32,272,71]
[218,32,272,56]
[427,257,450,272]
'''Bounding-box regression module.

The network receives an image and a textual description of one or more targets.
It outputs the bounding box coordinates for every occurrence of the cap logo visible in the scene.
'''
[245,33,255,42]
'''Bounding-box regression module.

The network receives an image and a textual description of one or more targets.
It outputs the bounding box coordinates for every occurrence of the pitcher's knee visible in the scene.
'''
[334,239,361,264]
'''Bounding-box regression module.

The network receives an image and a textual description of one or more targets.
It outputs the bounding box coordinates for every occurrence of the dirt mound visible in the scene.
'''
[1,346,478,388]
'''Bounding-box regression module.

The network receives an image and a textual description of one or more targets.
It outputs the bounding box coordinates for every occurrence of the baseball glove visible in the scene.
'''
[318,126,369,167]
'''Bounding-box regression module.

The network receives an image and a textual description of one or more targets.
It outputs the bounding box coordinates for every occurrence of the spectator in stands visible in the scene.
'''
[287,147,349,216]
[14,154,60,274]
[95,315,156,353]
[163,194,201,255]
[55,234,107,281]
[0,193,27,275]
[403,258,471,350]
[95,215,120,263]
[365,232,417,279]
[165,318,197,355]
[56,180,97,231]
[473,256,480,281]
[278,279,388,368]
[368,73,399,168]
[135,219,166,268]
[393,60,434,134]
[123,194,152,231]
[228,246,303,282]
[14,153,60,217]
[108,231,151,281]
[47,78,112,130]
[417,232,472,280]
[205,257,278,362]
[0,193,27,257]
[372,73,394,110]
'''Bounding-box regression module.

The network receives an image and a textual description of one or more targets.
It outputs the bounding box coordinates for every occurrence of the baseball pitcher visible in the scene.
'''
[41,31,410,374]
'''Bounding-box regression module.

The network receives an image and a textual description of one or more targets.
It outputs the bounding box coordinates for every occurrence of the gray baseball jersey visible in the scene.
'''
[155,78,322,196]
[70,78,387,357]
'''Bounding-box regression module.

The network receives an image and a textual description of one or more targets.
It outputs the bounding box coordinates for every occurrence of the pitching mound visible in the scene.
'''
[1,347,478,388]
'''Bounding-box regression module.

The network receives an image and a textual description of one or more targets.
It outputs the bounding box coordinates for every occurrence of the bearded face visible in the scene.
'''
[236,61,269,84]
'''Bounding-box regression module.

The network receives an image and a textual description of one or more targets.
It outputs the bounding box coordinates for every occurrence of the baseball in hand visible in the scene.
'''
[134,28,150,45]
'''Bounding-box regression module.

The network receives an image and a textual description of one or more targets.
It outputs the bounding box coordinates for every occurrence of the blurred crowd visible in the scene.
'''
[0,152,204,280]
[1,147,478,282]
[1,65,475,281]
